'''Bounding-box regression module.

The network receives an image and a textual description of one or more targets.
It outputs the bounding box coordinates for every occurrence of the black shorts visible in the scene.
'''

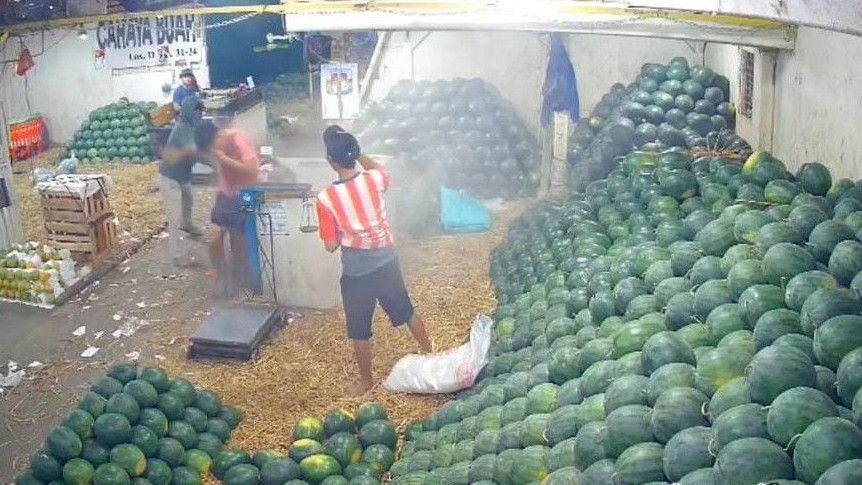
[340,258,415,341]
[211,192,244,229]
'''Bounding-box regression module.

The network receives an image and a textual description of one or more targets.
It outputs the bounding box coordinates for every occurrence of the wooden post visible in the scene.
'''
[544,111,570,201]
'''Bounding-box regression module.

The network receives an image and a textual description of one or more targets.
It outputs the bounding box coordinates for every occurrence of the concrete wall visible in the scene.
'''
[0,26,209,144]
[771,27,862,178]
[704,27,862,179]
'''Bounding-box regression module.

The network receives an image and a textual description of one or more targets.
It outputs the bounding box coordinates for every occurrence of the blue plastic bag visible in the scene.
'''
[440,187,492,233]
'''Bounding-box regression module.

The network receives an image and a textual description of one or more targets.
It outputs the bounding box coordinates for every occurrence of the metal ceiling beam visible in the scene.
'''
[1,1,795,50]
[628,0,862,37]
[276,1,795,49]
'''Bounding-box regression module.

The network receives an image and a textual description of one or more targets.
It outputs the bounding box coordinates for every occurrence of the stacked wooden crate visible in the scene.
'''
[38,175,117,259]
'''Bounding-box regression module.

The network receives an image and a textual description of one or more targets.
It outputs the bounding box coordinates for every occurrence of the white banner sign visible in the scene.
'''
[95,15,203,69]
[320,63,360,120]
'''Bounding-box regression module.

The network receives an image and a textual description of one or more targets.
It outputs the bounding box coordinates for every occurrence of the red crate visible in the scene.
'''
[8,116,46,162]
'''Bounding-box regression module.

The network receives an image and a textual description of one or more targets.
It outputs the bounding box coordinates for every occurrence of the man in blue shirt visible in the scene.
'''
[173,69,201,112]
[159,97,204,266]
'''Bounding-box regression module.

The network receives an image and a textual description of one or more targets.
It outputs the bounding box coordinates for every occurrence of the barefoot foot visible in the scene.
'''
[346,380,373,397]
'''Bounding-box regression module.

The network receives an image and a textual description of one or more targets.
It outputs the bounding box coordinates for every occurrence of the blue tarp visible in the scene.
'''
[440,187,492,234]
[541,33,580,127]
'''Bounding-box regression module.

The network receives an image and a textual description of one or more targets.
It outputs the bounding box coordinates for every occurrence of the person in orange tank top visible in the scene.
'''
[194,121,260,297]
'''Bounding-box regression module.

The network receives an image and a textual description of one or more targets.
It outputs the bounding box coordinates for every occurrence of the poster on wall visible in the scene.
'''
[95,15,203,69]
[320,63,360,120]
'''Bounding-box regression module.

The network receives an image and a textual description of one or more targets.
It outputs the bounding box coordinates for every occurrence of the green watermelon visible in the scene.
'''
[604,375,650,413]
[572,421,608,470]
[814,315,862,370]
[838,348,862,406]
[753,309,802,349]
[738,284,786,327]
[766,387,838,447]
[615,442,665,485]
[714,437,793,484]
[747,345,816,405]
[650,386,708,443]
[809,220,856,262]
[797,162,832,196]
[828,240,862,285]
[800,288,862,335]
[662,426,713,482]
[762,243,817,286]
[694,346,753,396]
[815,459,862,485]
[605,405,654,457]
[647,363,696,404]
[793,417,862,484]
[785,271,839,311]
[705,304,746,343]
[706,377,750,421]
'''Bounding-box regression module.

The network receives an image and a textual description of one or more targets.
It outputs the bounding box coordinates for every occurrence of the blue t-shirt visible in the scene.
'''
[173,85,199,107]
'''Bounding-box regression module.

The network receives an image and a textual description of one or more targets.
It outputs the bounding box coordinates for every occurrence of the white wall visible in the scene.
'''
[370,31,547,133]
[771,27,862,178]
[704,27,862,179]
[704,43,739,104]
[0,26,209,144]
[565,34,702,118]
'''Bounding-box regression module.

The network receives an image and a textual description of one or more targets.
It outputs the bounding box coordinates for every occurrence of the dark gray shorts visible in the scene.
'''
[340,257,415,340]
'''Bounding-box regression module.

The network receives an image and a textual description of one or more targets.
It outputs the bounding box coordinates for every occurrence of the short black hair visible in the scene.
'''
[323,125,360,168]
[194,120,219,151]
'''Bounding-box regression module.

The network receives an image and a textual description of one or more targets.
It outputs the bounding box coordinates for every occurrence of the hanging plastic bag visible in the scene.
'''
[439,186,492,234]
[383,314,493,394]
[16,47,34,76]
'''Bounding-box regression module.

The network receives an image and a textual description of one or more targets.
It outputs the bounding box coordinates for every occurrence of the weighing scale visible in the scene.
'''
[187,182,318,361]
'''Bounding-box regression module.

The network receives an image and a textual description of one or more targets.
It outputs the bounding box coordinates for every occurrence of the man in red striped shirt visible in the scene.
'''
[317,125,432,395]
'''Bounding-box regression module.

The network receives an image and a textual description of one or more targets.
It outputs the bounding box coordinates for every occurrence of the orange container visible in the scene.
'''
[8,117,46,162]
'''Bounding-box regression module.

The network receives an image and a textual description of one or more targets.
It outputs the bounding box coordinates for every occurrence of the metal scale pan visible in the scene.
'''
[188,305,281,361]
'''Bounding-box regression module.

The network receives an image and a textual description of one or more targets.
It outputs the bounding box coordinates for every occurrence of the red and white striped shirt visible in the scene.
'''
[316,168,394,249]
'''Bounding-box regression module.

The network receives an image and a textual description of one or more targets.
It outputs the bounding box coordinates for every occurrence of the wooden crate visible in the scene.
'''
[149,103,175,128]
[41,185,116,259]
[46,212,117,258]
[41,190,111,224]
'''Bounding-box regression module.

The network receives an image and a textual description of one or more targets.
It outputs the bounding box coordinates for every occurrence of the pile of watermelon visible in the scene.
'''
[15,363,242,485]
[213,403,399,485]
[389,138,862,481]
[567,57,749,192]
[356,78,540,199]
[63,99,157,165]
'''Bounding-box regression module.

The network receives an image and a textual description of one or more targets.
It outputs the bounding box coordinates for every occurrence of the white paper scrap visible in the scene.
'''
[81,347,100,358]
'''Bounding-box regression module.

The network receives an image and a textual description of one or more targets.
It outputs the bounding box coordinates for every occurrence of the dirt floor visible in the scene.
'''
[0,150,529,480]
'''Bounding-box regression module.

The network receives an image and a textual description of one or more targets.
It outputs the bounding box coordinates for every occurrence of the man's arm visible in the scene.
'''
[358,154,390,191]
[316,201,340,253]
[161,145,195,165]
[357,154,383,171]
[213,149,258,178]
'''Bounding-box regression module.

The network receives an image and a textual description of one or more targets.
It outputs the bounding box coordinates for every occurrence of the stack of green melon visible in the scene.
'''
[215,403,398,485]
[15,363,241,485]
[356,78,540,200]
[390,142,862,484]
[567,57,748,192]
[64,99,156,165]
